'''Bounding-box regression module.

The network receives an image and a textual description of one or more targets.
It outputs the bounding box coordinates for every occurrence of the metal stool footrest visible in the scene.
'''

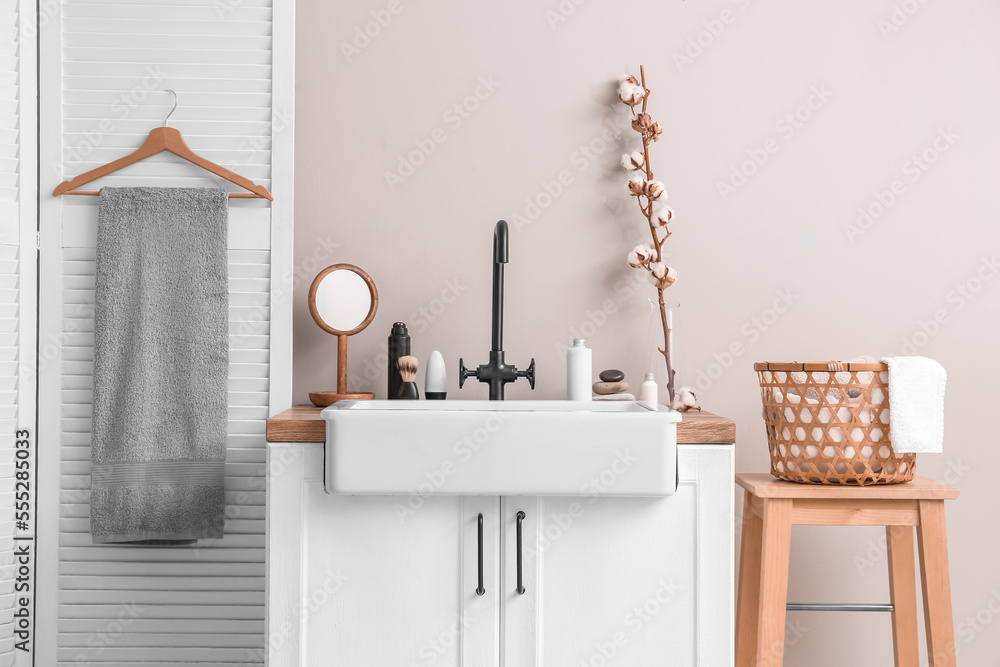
[786,603,893,612]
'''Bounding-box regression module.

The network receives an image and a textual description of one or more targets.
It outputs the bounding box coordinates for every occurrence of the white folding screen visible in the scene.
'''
[0,238,17,666]
[0,0,36,665]
[35,0,293,664]
[0,4,17,660]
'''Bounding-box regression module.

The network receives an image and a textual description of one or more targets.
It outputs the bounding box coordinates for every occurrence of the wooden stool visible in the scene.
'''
[735,473,960,667]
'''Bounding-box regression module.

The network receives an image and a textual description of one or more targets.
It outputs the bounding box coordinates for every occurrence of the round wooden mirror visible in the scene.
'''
[307,264,378,406]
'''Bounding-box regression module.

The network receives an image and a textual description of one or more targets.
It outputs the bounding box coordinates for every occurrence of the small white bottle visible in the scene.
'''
[425,350,447,400]
[640,372,658,406]
[566,339,592,401]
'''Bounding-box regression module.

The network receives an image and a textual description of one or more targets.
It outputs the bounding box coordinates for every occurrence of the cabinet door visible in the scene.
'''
[291,476,501,665]
[502,445,734,667]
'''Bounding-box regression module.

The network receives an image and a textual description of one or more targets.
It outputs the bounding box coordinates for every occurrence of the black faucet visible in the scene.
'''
[459,220,535,400]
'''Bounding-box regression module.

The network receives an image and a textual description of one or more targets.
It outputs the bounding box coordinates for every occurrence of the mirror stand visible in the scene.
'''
[308,334,376,407]
[307,263,379,408]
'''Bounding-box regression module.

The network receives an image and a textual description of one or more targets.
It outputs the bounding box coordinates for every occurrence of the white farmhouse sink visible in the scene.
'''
[322,400,681,497]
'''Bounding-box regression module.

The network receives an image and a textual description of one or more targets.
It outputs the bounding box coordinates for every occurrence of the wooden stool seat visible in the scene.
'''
[735,473,959,667]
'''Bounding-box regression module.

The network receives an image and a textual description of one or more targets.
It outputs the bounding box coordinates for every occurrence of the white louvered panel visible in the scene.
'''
[0,245,17,666]
[0,0,16,235]
[60,0,273,195]
[36,0,285,662]
[57,246,269,665]
[0,0,19,233]
[0,0,19,662]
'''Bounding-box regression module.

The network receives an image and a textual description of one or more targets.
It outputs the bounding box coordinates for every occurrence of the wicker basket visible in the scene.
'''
[754,361,915,485]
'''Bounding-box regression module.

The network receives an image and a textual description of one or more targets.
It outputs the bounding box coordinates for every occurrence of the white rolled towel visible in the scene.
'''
[881,356,946,453]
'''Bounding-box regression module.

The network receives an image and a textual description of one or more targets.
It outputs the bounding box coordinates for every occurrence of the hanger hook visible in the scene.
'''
[161,89,178,128]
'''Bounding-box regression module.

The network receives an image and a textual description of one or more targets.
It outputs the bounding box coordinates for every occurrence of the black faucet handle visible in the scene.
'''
[518,359,536,390]
[459,358,477,388]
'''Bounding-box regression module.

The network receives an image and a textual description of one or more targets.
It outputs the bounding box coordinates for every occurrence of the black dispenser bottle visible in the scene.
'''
[387,322,411,400]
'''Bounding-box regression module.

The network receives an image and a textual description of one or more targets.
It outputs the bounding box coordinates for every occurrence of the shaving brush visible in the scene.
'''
[397,356,420,399]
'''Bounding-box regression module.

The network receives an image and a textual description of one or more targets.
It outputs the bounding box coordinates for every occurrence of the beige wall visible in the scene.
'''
[295,1,1000,663]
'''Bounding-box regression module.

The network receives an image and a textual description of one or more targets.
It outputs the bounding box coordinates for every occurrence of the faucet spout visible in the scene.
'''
[492,220,508,352]
[493,219,509,264]
[459,219,535,400]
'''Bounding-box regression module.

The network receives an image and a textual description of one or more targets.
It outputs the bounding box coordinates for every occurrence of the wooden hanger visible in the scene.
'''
[52,90,274,201]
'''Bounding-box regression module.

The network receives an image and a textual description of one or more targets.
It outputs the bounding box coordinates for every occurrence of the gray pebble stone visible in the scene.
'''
[599,369,625,383]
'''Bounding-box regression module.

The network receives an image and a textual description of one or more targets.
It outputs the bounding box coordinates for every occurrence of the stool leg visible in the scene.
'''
[755,498,793,667]
[737,491,764,667]
[917,500,957,667]
[886,525,920,666]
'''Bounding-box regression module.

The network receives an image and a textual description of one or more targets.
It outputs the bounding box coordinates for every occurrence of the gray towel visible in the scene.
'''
[90,187,229,544]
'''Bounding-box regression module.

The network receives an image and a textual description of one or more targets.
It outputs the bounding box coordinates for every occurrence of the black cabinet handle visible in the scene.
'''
[516,511,526,595]
[476,513,485,596]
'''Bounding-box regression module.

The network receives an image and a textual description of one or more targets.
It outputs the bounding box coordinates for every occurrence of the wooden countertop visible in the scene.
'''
[266,405,735,444]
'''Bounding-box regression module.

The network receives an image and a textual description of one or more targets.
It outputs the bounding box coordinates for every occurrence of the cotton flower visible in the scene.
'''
[618,78,645,106]
[627,244,655,267]
[644,180,666,200]
[620,151,645,171]
[649,122,663,142]
[649,265,677,288]
[626,174,645,197]
[631,113,653,133]
[657,265,678,288]
[671,386,701,412]
[654,205,674,226]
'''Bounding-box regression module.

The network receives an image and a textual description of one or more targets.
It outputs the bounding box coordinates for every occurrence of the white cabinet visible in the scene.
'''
[267,443,734,667]
[502,445,735,667]
[300,492,499,666]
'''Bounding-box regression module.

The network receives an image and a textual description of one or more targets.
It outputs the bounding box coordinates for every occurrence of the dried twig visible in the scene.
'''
[619,65,677,401]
